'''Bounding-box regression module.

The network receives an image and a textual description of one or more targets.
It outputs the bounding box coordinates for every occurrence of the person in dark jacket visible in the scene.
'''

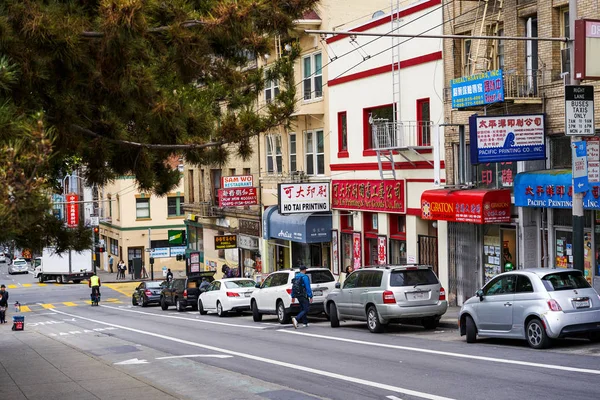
[291,266,313,329]
[0,284,9,324]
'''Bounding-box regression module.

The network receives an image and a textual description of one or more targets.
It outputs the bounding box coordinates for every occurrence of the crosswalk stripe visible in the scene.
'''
[7,285,17,289]
[40,304,55,309]
[20,306,31,312]
[22,283,32,287]
[38,283,47,287]
[63,302,78,307]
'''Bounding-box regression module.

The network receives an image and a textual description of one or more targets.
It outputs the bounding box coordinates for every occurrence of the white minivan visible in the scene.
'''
[250,268,336,324]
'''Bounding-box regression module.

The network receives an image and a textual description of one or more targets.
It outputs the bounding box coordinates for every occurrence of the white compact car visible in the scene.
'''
[198,278,257,317]
[8,258,29,274]
[250,268,336,324]
[0,253,6,263]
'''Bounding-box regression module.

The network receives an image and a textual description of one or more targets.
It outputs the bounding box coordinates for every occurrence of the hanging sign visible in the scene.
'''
[352,232,362,270]
[331,230,340,275]
[218,188,258,207]
[377,236,387,265]
[565,85,595,136]
[278,183,330,214]
[222,175,253,188]
[585,137,600,183]
[66,193,79,228]
[214,235,237,250]
[572,141,589,193]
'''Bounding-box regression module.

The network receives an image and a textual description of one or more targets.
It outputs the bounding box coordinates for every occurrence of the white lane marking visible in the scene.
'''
[115,358,149,365]
[51,309,453,400]
[100,305,266,330]
[387,396,403,400]
[155,354,233,360]
[278,330,600,376]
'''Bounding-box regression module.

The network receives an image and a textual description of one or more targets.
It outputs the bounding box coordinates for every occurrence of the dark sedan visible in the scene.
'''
[132,281,166,307]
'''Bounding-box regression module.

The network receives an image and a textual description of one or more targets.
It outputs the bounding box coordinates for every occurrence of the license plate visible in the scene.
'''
[409,292,427,300]
[313,290,323,296]
[574,300,590,308]
[244,292,251,297]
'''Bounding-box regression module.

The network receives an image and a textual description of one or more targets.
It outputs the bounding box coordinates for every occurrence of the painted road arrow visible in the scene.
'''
[114,358,149,365]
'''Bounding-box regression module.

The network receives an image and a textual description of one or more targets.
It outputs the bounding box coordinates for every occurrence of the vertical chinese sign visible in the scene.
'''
[352,232,362,269]
[66,193,79,228]
[331,230,339,275]
[377,236,387,265]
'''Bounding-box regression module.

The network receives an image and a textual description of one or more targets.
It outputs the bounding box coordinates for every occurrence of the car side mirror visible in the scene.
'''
[255,283,261,289]
[335,282,341,289]
[476,289,484,301]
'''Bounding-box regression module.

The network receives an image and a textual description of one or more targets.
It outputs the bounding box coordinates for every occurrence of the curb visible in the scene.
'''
[438,320,458,329]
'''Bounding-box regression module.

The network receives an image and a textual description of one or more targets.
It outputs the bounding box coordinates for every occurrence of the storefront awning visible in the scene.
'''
[514,169,600,209]
[421,189,511,224]
[262,206,332,243]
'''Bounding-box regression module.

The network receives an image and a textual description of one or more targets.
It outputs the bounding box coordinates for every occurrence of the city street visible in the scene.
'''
[1,269,600,400]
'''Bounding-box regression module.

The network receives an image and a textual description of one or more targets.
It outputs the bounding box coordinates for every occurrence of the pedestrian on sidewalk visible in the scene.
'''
[117,259,125,280]
[166,268,173,282]
[141,262,148,279]
[108,255,114,274]
[291,266,313,329]
[0,284,9,324]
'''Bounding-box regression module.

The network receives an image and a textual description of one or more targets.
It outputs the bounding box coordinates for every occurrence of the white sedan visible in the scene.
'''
[198,278,256,317]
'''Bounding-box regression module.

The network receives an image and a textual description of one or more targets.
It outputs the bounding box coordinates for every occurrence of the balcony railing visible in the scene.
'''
[504,71,543,99]
[371,120,433,150]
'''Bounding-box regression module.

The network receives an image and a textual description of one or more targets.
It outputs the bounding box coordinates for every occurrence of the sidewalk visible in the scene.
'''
[0,330,179,400]
[439,306,459,329]
[95,268,186,284]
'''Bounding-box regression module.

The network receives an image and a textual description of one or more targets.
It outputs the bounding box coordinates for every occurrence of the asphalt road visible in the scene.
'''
[3,273,600,400]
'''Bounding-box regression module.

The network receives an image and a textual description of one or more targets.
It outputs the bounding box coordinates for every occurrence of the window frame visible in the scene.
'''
[167,196,184,217]
[363,104,394,152]
[304,129,325,176]
[135,198,150,219]
[416,98,431,146]
[289,133,297,173]
[264,72,280,103]
[302,52,323,101]
[495,28,505,71]
[337,111,349,158]
[515,275,534,293]
[483,274,516,296]
[463,38,472,76]
[266,134,283,175]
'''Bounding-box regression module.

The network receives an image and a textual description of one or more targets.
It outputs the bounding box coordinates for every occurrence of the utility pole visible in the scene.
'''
[569,0,584,273]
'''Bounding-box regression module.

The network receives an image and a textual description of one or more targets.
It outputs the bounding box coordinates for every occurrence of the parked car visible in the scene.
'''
[132,281,166,307]
[0,253,6,263]
[459,268,600,349]
[324,265,447,333]
[251,268,336,324]
[8,258,29,275]
[198,278,256,317]
[160,271,216,312]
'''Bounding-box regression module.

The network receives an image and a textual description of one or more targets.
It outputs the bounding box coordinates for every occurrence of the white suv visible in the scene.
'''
[251,268,336,324]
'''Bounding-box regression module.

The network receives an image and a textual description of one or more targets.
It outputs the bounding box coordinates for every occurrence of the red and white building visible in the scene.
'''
[326,0,448,288]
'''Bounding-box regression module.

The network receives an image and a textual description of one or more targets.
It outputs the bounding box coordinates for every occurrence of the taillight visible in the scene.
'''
[382,290,396,304]
[183,289,188,299]
[144,290,152,297]
[548,299,562,311]
[439,287,446,301]
[226,292,239,297]
[286,289,292,296]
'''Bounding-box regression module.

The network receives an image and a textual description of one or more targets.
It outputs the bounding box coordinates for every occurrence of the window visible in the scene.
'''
[372,214,378,230]
[266,134,282,174]
[483,275,516,296]
[168,196,184,217]
[211,169,221,205]
[551,136,571,168]
[229,168,236,176]
[363,105,394,149]
[108,195,112,217]
[417,98,431,146]
[271,273,289,287]
[496,28,505,71]
[289,133,297,173]
[243,168,251,176]
[338,112,348,156]
[356,270,383,288]
[390,269,438,287]
[136,198,150,219]
[265,73,280,103]
[302,53,322,100]
[516,275,534,293]
[542,271,591,291]
[306,270,335,284]
[343,271,359,289]
[305,130,325,175]
[225,280,255,289]
[463,38,472,76]
[559,8,570,75]
[261,274,275,288]
[187,170,195,203]
[110,238,119,256]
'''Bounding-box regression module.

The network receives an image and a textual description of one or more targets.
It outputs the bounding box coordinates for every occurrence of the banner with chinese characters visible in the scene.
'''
[218,188,258,207]
[66,193,79,228]
[469,114,546,163]
[214,235,237,250]
[331,180,405,214]
[331,230,340,275]
[278,183,330,214]
[450,69,504,108]
[377,236,387,265]
[514,169,600,209]
[352,232,362,269]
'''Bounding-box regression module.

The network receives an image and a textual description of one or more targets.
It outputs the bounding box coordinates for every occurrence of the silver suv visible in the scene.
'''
[324,265,448,333]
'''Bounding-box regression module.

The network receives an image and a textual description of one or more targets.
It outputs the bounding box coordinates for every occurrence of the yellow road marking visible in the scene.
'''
[104,282,140,297]
[40,304,55,309]
[38,283,47,287]
[7,285,17,289]
[22,283,32,287]
[63,302,78,307]
[20,306,31,312]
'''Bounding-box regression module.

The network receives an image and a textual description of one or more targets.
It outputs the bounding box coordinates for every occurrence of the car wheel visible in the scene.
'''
[160,296,168,310]
[132,296,138,306]
[198,299,207,315]
[422,317,439,330]
[526,318,551,349]
[38,274,44,283]
[217,301,226,317]
[57,275,63,284]
[176,298,185,312]
[366,306,385,333]
[329,303,340,328]
[589,332,600,343]
[252,301,262,322]
[465,316,477,343]
[140,296,147,307]
[276,301,290,324]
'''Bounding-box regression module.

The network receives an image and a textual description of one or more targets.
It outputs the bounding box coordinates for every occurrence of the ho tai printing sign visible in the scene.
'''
[278,183,330,214]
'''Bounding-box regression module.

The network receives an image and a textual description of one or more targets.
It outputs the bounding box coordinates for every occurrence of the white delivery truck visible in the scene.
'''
[33,247,94,284]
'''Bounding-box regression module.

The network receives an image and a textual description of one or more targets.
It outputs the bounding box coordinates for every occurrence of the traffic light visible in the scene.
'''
[176,254,182,261]
[93,227,99,234]
[98,245,105,253]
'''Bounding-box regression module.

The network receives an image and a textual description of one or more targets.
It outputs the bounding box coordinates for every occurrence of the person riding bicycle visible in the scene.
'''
[88,273,101,299]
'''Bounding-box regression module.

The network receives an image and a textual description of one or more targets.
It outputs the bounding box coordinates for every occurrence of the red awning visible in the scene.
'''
[421,189,511,224]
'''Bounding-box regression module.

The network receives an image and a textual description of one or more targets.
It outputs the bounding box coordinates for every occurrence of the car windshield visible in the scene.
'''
[224,280,255,289]
[13,260,26,266]
[306,270,335,284]
[390,269,438,287]
[542,271,591,291]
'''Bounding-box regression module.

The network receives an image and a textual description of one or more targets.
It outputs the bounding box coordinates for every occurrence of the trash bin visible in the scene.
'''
[133,258,142,279]
[12,315,24,331]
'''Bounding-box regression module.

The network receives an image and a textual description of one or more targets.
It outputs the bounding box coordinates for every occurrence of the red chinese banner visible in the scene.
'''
[352,232,362,269]
[421,189,511,224]
[218,188,258,207]
[66,193,79,228]
[377,236,387,265]
[331,180,405,213]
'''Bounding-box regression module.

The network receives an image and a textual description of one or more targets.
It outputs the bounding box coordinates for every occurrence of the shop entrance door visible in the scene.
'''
[418,235,438,275]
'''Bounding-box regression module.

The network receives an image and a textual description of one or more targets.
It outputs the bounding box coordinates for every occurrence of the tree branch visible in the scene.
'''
[81,20,207,38]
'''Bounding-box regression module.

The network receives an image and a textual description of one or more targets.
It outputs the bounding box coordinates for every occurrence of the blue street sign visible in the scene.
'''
[573,141,589,193]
